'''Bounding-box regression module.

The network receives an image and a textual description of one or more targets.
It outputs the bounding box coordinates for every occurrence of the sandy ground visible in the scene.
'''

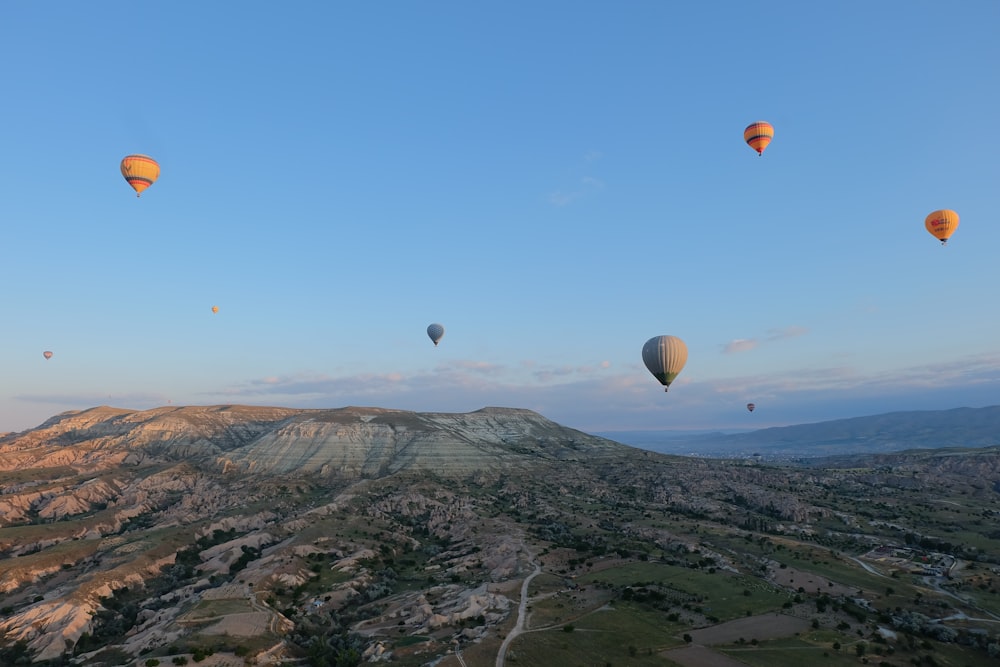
[769,565,859,598]
[202,611,273,637]
[687,612,809,645]
[663,612,810,667]
[663,644,752,667]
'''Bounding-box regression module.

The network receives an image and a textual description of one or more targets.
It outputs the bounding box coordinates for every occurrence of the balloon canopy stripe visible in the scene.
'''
[120,154,160,197]
[743,121,774,155]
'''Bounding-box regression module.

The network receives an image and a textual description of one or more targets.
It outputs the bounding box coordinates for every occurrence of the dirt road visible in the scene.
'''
[495,557,541,667]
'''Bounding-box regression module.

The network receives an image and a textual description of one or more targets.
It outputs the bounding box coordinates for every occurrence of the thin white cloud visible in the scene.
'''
[723,338,758,354]
[548,190,579,206]
[767,325,809,340]
[443,360,504,374]
[16,391,166,406]
[11,354,1000,436]
[548,167,605,206]
[723,326,808,354]
[531,362,609,382]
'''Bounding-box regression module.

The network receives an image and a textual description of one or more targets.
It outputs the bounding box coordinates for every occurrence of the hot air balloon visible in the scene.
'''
[925,209,959,245]
[747,403,756,412]
[427,323,445,346]
[43,351,53,360]
[211,306,219,314]
[744,121,774,156]
[641,335,688,392]
[120,154,160,197]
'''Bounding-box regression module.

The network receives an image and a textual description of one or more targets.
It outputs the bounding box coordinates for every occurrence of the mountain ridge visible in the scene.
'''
[0,404,626,478]
[601,404,1000,458]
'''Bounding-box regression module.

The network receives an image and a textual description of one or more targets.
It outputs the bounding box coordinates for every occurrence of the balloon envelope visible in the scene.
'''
[211,306,219,314]
[641,335,688,391]
[747,403,756,412]
[925,209,959,245]
[427,323,445,346]
[43,351,53,360]
[120,154,160,197]
[744,121,774,155]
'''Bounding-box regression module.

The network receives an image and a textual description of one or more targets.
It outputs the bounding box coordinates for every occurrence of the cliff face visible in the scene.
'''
[0,404,626,661]
[0,405,620,479]
[219,406,621,476]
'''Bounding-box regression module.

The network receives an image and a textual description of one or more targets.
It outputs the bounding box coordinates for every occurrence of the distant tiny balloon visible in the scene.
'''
[747,403,756,412]
[211,305,219,314]
[427,323,445,346]
[43,351,53,360]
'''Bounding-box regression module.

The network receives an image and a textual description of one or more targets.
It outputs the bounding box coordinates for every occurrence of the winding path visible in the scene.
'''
[496,555,542,667]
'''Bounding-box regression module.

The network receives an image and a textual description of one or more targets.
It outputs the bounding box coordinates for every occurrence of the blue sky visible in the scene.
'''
[2,2,998,435]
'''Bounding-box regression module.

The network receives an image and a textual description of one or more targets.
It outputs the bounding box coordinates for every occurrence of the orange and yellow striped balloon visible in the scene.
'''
[120,154,160,197]
[925,209,959,245]
[743,121,774,155]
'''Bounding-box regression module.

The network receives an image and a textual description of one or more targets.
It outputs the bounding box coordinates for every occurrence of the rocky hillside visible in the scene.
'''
[0,404,631,663]
[2,405,998,666]
[0,404,622,478]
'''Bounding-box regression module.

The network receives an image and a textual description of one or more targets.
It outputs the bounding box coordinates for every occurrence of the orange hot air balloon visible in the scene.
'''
[211,306,219,314]
[120,154,160,197]
[43,351,53,360]
[744,121,774,155]
[925,209,959,245]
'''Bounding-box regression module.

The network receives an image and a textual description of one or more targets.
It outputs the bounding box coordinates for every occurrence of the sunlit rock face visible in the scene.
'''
[218,406,622,476]
[0,405,620,478]
[3,403,999,665]
[0,404,630,664]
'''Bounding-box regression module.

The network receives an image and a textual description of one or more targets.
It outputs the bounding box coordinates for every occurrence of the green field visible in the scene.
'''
[718,637,862,667]
[508,600,685,667]
[578,561,792,622]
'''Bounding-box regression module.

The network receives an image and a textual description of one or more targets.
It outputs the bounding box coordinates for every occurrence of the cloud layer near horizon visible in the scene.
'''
[12,353,1000,434]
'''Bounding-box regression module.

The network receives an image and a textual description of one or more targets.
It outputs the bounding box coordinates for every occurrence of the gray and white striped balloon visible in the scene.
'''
[641,335,688,392]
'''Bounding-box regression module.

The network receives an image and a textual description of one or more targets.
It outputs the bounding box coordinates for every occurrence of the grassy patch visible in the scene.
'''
[394,635,432,647]
[718,639,857,667]
[508,600,685,666]
[773,551,888,594]
[579,561,792,621]
[527,586,616,629]
[182,598,255,619]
